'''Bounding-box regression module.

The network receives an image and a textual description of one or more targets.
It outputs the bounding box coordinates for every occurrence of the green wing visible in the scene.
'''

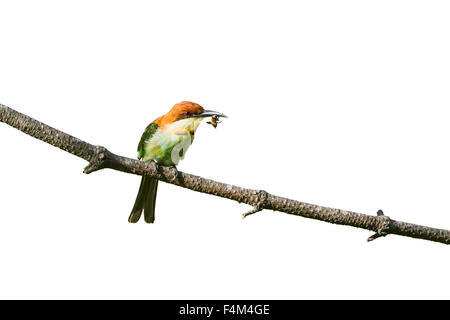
[137,122,159,160]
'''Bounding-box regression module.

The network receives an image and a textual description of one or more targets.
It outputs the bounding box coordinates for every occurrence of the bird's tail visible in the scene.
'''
[128,176,159,223]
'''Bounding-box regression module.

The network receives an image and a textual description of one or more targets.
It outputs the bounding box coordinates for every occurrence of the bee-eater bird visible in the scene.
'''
[128,101,227,223]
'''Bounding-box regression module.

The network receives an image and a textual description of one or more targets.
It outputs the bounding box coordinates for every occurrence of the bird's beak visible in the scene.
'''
[193,110,228,118]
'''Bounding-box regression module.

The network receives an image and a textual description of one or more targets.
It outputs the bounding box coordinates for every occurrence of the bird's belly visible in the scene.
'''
[142,132,193,166]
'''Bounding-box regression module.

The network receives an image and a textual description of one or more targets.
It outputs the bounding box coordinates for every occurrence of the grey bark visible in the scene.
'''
[1,103,449,245]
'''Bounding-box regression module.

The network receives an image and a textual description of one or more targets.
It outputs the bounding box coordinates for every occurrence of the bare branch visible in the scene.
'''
[1,103,449,245]
[367,210,392,242]
[242,190,268,219]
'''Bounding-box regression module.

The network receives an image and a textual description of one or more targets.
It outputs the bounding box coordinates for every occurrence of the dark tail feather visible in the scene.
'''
[128,176,158,223]
[144,178,158,223]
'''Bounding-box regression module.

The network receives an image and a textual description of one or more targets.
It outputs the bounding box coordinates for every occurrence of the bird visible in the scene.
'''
[128,101,227,223]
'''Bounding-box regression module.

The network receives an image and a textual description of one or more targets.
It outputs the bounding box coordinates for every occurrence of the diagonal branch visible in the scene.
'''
[1,103,449,245]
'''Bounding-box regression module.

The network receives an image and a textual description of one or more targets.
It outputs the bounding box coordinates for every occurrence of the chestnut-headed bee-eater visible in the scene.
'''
[128,101,227,223]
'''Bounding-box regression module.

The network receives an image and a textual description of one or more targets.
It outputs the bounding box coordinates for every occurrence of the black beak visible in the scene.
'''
[193,110,228,119]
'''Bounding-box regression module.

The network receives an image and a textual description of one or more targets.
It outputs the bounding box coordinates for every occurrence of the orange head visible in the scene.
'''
[156,101,226,128]
[170,101,205,121]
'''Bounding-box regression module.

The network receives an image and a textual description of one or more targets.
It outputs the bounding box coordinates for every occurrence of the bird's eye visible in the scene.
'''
[184,111,191,117]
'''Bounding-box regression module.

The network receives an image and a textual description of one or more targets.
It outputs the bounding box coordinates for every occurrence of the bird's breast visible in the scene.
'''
[141,118,203,165]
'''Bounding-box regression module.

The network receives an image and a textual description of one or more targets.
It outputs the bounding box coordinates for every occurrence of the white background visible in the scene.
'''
[0,1,449,299]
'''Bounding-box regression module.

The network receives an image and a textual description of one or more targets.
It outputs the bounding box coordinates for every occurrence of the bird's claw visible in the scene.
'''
[152,160,160,174]
[151,161,180,182]
[170,166,181,182]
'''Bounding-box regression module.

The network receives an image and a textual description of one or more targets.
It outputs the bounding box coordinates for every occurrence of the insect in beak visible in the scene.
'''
[207,115,223,129]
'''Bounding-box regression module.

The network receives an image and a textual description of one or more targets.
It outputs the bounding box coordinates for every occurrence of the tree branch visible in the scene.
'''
[1,103,449,245]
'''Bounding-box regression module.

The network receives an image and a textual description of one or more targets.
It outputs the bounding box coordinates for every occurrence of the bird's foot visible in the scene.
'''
[152,160,161,174]
[170,165,181,182]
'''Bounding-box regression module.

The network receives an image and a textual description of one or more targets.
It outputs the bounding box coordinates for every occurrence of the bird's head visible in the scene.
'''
[156,101,227,135]
[170,101,227,122]
[158,101,226,133]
